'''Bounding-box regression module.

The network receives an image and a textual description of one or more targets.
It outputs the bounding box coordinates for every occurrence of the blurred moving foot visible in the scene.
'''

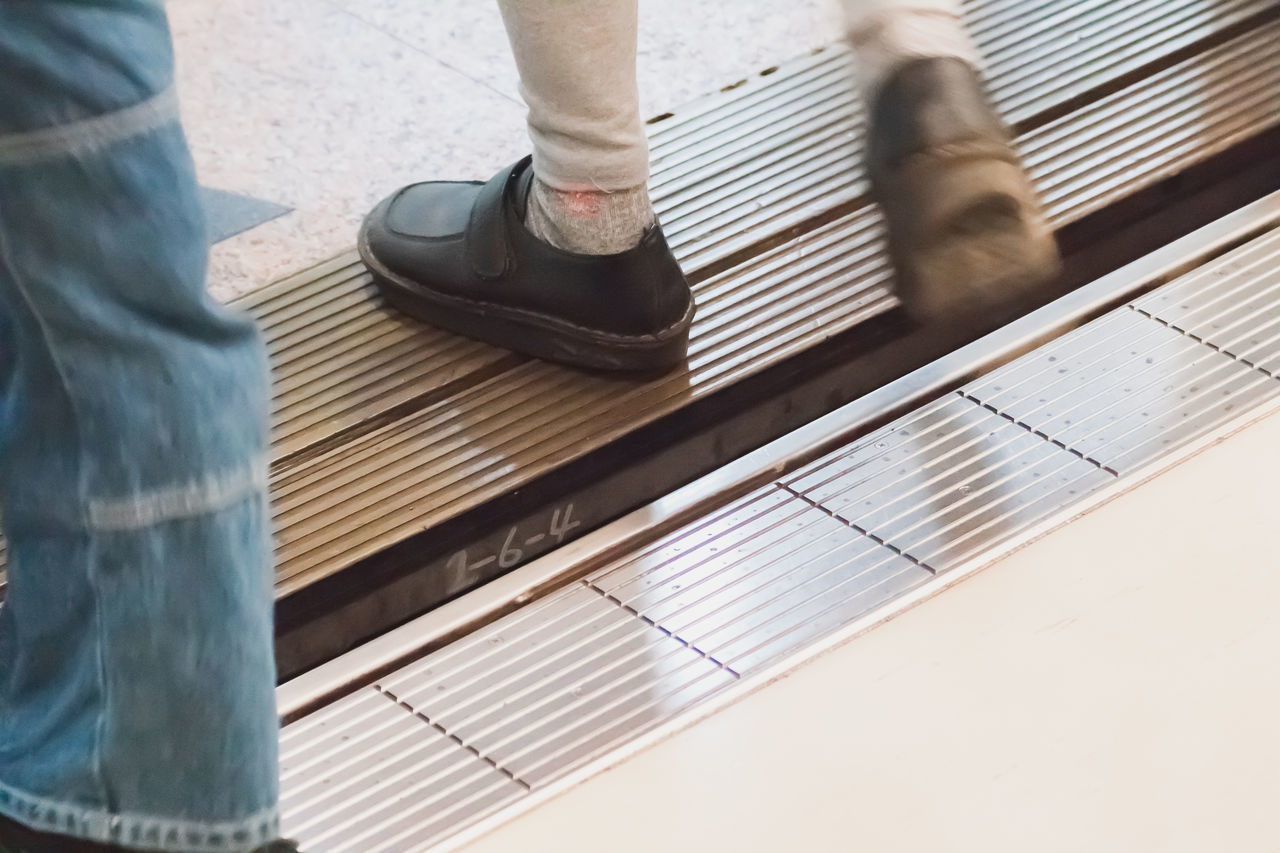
[865,57,1061,323]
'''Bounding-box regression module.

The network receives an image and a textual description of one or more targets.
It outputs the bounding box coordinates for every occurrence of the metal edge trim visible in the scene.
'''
[276,188,1280,722]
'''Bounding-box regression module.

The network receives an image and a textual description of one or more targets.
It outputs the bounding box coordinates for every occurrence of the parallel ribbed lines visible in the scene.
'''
[270,211,893,593]
[280,587,735,847]
[1025,21,1280,227]
[649,50,860,272]
[964,308,1280,474]
[269,18,1280,595]
[215,14,1280,599]
[649,0,1278,273]
[3,3,1274,602]
[788,398,1115,571]
[278,688,522,853]
[281,223,1280,853]
[586,487,931,674]
[211,251,511,467]
[379,586,734,786]
[980,0,1273,124]
[1133,228,1280,376]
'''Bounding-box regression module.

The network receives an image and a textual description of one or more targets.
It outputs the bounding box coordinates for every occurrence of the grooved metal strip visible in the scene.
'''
[647,51,860,271]
[655,13,1274,274]
[266,12,1279,592]
[585,487,932,674]
[255,48,855,470]
[269,210,894,592]
[267,16,1280,591]
[979,0,1270,123]
[242,9,1277,487]
[247,12,1280,543]
[784,396,1115,573]
[963,0,1251,49]
[246,51,847,468]
[963,307,1280,475]
[277,687,524,853]
[642,0,1269,153]
[223,251,515,466]
[378,585,736,787]
[2,9,1276,596]
[1132,228,1280,375]
[1024,20,1280,227]
[281,224,1280,853]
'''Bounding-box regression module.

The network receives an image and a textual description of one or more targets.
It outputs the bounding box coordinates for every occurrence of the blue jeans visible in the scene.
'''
[0,3,279,851]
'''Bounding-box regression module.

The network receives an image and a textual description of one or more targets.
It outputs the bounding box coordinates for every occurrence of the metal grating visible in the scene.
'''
[785,397,1116,572]
[277,688,524,853]
[243,0,1280,479]
[975,0,1273,124]
[268,210,894,593]
[652,0,1278,272]
[378,585,735,787]
[279,220,1280,852]
[586,487,931,674]
[248,256,511,464]
[650,1,1280,272]
[963,309,1280,474]
[1132,227,1280,376]
[647,49,862,272]
[1024,20,1280,227]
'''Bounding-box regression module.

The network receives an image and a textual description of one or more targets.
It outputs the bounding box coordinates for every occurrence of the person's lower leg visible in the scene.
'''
[496,0,653,254]
[0,3,280,850]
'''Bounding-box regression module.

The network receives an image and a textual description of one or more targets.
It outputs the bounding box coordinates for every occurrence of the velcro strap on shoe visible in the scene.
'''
[467,156,531,280]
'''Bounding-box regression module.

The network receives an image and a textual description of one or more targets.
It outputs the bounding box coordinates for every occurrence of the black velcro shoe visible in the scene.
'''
[866,57,1062,323]
[358,157,696,373]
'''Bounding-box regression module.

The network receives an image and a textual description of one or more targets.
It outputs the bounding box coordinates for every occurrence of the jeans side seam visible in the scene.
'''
[87,459,269,532]
[0,217,114,821]
[0,86,178,167]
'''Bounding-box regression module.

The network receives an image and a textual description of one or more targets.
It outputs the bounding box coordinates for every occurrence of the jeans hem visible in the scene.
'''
[0,780,279,852]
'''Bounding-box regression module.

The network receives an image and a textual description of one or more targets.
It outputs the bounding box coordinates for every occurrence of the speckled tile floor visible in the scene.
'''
[169,0,844,302]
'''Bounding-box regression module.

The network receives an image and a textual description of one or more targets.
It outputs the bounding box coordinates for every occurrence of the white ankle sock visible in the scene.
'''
[523,176,655,255]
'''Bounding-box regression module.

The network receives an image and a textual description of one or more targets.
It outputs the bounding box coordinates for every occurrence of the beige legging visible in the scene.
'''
[497,0,979,193]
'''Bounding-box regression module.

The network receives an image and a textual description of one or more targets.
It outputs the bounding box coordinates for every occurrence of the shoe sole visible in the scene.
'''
[357,229,695,373]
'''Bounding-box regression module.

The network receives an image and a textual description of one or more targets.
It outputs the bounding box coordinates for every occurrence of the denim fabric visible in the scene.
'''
[0,3,279,851]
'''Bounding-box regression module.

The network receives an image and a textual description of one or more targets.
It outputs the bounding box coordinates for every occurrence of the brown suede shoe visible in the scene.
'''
[865,57,1061,323]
